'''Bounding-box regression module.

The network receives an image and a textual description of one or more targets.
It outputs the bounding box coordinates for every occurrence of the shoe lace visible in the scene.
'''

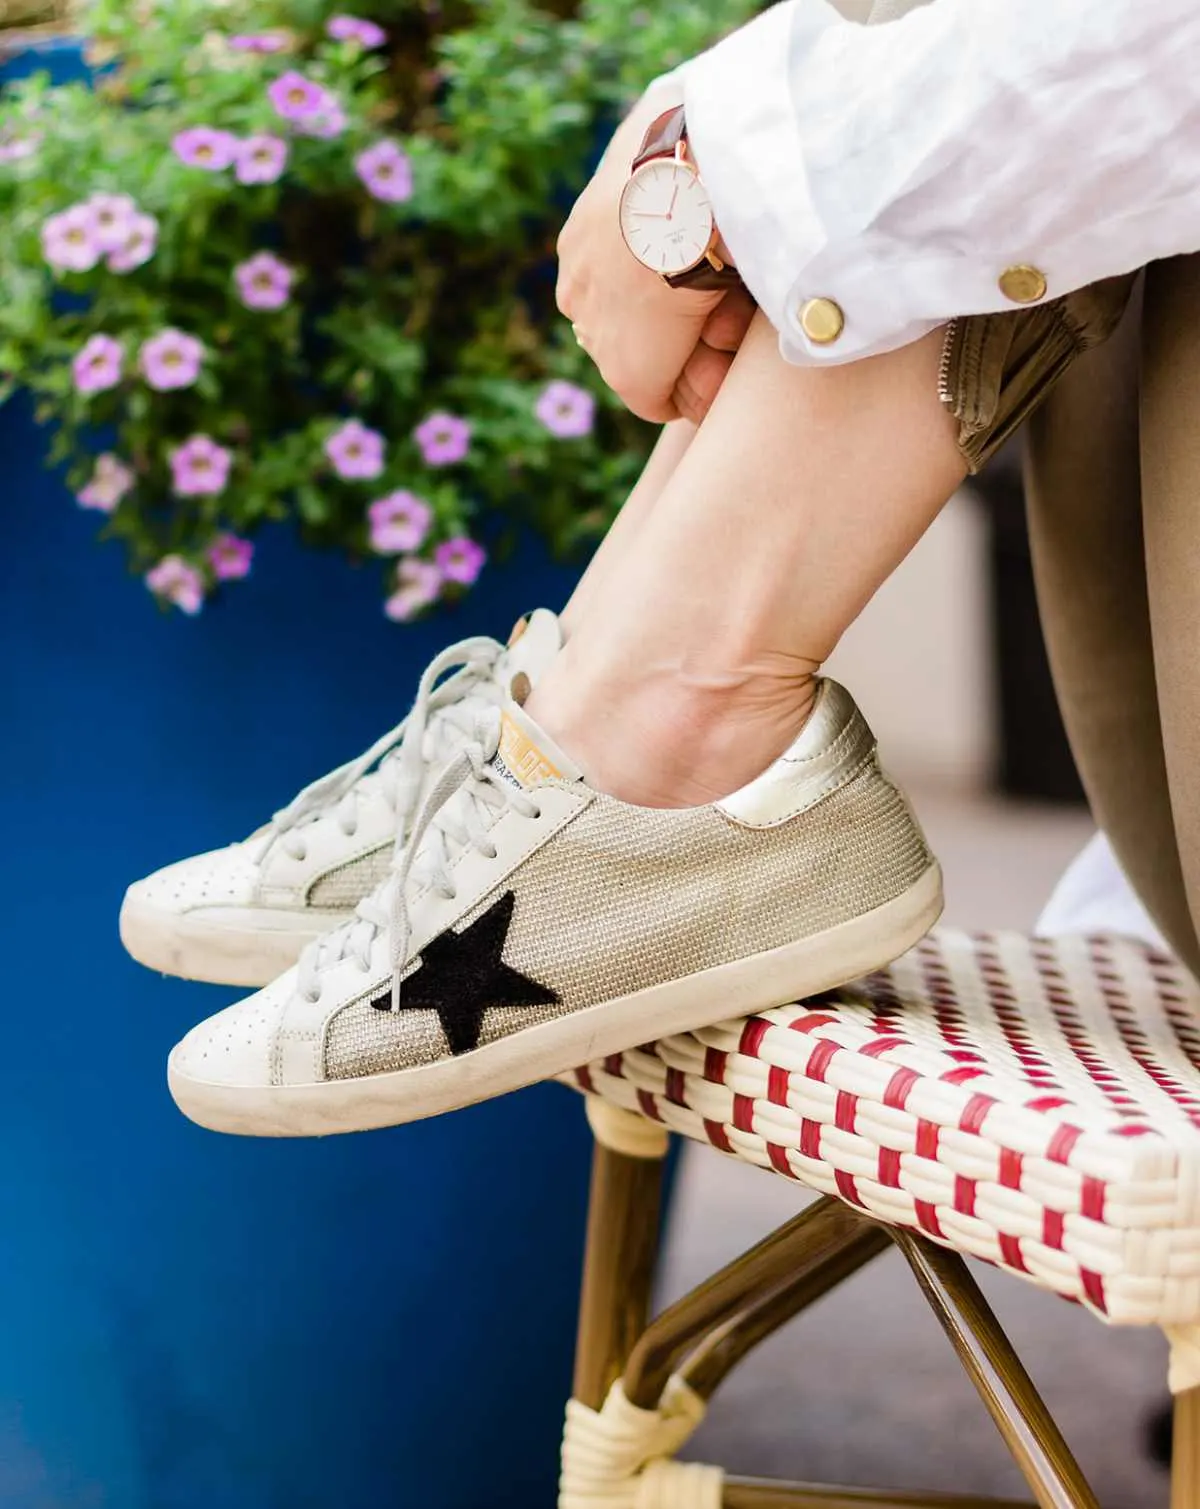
[254,636,505,864]
[295,713,544,1009]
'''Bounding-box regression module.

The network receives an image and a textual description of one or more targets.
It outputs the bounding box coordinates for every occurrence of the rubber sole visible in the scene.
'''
[120,895,347,988]
[168,863,944,1137]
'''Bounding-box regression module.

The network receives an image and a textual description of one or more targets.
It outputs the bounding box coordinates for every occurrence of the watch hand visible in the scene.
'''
[667,184,679,220]
[629,210,670,219]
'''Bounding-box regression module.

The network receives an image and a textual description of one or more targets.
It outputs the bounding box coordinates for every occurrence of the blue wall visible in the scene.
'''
[0,381,595,1507]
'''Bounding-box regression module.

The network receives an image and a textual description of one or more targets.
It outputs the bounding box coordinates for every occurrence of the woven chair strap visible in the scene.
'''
[560,1377,723,1509]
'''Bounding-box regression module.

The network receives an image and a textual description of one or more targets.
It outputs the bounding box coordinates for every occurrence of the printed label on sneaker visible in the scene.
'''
[494,710,563,790]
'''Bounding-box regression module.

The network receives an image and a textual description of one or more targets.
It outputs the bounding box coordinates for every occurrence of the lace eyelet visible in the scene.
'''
[530,806,543,821]
[294,846,308,863]
[303,989,322,1005]
[341,823,358,839]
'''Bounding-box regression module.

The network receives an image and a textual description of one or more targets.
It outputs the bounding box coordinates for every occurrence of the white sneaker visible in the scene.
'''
[120,611,563,987]
[167,679,943,1137]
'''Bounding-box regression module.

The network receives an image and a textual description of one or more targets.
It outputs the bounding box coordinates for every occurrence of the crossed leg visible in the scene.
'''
[533,312,967,808]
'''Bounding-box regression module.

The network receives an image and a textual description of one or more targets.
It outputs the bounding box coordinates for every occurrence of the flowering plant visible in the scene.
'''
[0,0,756,618]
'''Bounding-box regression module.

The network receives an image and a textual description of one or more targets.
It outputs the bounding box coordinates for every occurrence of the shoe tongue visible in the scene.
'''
[492,698,583,791]
[500,609,562,698]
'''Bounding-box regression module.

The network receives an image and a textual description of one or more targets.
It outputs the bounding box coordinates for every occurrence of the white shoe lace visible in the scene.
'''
[296,714,545,1010]
[254,636,506,865]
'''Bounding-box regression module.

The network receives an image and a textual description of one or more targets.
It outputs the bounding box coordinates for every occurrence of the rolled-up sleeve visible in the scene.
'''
[683,0,1200,365]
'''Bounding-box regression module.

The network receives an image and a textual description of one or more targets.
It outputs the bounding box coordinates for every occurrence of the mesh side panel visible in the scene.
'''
[323,760,933,1081]
[306,845,393,908]
[323,999,567,1082]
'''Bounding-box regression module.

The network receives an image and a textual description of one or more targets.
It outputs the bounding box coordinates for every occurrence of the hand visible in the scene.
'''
[670,285,757,425]
[556,89,724,424]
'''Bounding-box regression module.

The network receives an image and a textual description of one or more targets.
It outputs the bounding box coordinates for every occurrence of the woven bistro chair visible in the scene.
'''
[558,928,1200,1509]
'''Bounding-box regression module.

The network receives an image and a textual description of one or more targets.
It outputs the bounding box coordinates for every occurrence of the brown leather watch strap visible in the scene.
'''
[629,103,743,292]
[664,260,743,291]
[632,105,688,169]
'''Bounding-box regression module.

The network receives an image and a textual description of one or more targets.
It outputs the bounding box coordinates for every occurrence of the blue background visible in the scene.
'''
[0,369,594,1502]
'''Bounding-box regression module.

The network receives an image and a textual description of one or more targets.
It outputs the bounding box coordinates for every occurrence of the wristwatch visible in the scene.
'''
[617,105,742,291]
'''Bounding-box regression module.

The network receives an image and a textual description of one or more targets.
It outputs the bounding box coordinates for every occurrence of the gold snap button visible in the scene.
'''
[998,264,1047,304]
[799,297,845,345]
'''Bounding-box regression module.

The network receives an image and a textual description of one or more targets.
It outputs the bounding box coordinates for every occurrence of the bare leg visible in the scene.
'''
[528,313,965,808]
[559,419,696,641]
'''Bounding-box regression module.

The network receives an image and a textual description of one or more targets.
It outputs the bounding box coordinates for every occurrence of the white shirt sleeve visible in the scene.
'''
[683,0,1200,365]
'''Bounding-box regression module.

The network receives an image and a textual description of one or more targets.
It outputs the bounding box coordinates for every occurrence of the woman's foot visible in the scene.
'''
[119,611,563,986]
[167,680,941,1137]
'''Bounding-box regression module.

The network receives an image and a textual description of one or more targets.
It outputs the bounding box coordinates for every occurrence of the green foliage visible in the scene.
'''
[0,0,757,614]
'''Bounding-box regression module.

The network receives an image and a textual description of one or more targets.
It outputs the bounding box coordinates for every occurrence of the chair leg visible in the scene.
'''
[624,1196,878,1409]
[682,1219,891,1400]
[893,1232,1099,1509]
[571,1099,670,1411]
[1172,1386,1200,1509]
[722,1482,1036,1508]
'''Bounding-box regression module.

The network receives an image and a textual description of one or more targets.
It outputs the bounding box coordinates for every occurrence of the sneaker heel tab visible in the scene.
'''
[715,680,877,828]
[792,679,876,763]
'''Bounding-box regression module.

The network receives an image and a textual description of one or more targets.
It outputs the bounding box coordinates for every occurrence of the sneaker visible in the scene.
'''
[167,679,942,1136]
[120,611,563,988]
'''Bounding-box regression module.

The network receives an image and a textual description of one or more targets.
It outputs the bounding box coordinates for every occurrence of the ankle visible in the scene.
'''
[526,654,820,808]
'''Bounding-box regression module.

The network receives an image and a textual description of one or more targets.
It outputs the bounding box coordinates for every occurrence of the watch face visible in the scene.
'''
[619,160,714,276]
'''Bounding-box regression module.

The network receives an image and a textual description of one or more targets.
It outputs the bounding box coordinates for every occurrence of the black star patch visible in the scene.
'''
[371,891,560,1056]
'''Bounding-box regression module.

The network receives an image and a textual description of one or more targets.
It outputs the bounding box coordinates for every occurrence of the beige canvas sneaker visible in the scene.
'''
[168,678,942,1136]
[119,611,563,987]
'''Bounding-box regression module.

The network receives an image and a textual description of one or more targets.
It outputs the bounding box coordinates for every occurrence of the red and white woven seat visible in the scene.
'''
[566,928,1200,1369]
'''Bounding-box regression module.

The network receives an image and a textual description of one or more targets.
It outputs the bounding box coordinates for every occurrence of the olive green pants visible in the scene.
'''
[1022,260,1200,976]
[936,260,1200,977]
[863,0,1200,975]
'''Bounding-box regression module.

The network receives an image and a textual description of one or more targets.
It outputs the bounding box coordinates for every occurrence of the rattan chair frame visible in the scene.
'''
[567,1107,1200,1509]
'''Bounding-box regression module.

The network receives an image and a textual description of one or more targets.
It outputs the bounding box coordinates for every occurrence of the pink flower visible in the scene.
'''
[229,31,290,53]
[414,410,470,467]
[296,90,347,139]
[72,334,124,395]
[107,212,158,273]
[140,329,204,391]
[354,139,412,203]
[41,205,101,273]
[77,453,133,512]
[172,126,239,171]
[208,532,254,580]
[87,193,138,252]
[325,420,385,480]
[435,535,486,586]
[535,379,595,439]
[268,70,327,122]
[234,251,293,310]
[368,490,432,553]
[146,554,205,615]
[384,557,442,621]
[327,14,387,47]
[0,128,40,162]
[235,133,289,185]
[170,435,232,497]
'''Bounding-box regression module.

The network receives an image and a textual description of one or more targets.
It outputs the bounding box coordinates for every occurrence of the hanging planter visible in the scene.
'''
[0,0,758,618]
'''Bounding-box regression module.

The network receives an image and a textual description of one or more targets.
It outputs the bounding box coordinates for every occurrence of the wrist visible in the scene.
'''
[618,104,742,291]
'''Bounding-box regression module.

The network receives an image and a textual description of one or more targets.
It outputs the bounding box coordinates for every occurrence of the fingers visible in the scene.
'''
[701,286,756,352]
[672,288,758,423]
[672,340,736,426]
[582,302,710,423]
